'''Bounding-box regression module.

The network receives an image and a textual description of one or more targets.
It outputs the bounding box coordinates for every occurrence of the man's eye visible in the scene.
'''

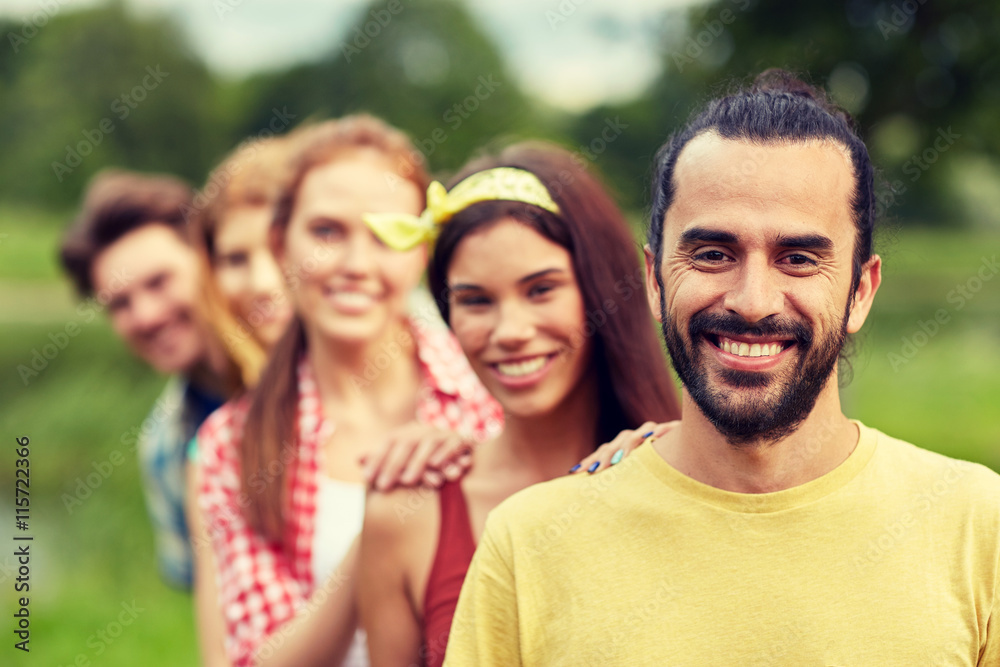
[147,274,167,290]
[782,254,817,266]
[696,250,728,262]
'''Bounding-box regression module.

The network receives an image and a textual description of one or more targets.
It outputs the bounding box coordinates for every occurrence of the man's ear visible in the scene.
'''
[644,245,663,323]
[847,254,881,334]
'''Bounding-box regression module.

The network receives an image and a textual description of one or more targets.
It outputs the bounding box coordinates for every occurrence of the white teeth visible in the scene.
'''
[330,291,375,308]
[496,356,547,377]
[719,337,784,358]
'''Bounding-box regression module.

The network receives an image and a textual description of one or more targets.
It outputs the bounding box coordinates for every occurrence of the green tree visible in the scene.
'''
[570,0,1000,225]
[238,0,539,175]
[0,2,226,205]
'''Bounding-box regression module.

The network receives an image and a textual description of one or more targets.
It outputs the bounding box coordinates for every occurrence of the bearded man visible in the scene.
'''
[444,71,1000,666]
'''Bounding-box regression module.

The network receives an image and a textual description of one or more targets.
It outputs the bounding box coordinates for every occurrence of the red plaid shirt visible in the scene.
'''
[197,322,502,666]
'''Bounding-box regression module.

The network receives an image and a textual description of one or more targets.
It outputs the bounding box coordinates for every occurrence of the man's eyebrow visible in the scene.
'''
[777,233,834,252]
[678,227,738,246]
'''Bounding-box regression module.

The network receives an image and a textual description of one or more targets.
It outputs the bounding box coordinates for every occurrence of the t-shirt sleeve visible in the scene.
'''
[444,516,521,666]
[981,555,1000,666]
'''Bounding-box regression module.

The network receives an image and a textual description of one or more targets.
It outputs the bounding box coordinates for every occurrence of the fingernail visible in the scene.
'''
[642,431,654,438]
[610,449,624,465]
[587,461,600,474]
[569,464,581,473]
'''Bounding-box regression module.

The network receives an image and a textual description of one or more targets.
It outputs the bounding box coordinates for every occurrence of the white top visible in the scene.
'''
[313,476,368,667]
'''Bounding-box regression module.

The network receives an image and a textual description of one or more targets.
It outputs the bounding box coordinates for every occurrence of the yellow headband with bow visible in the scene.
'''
[362,167,561,252]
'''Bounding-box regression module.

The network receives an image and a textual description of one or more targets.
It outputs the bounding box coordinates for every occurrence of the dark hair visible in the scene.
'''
[649,69,875,297]
[243,115,430,542]
[60,169,194,296]
[428,142,681,445]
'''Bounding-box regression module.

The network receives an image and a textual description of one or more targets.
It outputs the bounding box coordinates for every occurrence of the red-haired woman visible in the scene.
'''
[358,143,681,666]
[195,116,503,667]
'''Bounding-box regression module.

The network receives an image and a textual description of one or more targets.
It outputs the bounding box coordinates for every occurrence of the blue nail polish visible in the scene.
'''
[569,464,581,473]
[587,461,600,473]
[642,431,654,438]
[610,449,624,465]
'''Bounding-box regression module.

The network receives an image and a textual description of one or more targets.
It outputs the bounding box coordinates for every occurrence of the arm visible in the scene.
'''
[359,489,425,666]
[187,453,231,667]
[197,406,360,667]
[443,522,521,666]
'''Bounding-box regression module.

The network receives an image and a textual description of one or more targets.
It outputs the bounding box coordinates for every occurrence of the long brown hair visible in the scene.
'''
[428,143,680,444]
[189,136,294,390]
[242,115,430,542]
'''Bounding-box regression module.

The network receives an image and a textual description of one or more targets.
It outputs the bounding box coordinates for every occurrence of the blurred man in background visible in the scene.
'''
[60,170,230,588]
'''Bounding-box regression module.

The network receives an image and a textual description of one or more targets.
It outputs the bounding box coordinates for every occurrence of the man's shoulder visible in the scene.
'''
[870,425,1000,507]
[486,456,651,537]
[494,473,585,517]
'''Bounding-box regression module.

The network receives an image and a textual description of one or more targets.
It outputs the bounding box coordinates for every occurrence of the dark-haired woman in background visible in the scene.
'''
[358,143,681,667]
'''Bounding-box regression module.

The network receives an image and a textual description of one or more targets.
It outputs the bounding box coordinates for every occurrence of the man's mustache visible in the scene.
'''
[687,312,813,347]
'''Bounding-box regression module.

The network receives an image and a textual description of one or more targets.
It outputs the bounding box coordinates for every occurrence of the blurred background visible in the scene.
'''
[0,0,997,664]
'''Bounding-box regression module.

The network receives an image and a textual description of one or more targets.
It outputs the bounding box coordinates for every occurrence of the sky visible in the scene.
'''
[0,0,701,112]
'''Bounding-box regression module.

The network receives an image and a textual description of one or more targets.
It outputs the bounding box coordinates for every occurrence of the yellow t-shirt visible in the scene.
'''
[445,422,1000,666]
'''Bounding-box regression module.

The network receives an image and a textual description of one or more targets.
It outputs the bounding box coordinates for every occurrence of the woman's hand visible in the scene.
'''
[569,420,679,475]
[359,423,475,492]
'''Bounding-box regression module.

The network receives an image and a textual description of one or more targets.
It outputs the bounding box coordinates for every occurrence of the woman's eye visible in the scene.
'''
[528,283,555,298]
[219,252,248,268]
[313,223,346,241]
[454,295,491,308]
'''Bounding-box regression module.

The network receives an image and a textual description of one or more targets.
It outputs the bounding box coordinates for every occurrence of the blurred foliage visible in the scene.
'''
[0,0,998,216]
[571,0,1000,219]
[237,0,543,176]
[0,1,228,205]
[0,0,545,208]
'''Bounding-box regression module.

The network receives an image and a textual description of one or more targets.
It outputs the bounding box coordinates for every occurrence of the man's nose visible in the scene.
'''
[722,257,784,324]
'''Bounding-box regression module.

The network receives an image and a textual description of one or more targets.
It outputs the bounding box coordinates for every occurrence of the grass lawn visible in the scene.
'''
[0,206,997,666]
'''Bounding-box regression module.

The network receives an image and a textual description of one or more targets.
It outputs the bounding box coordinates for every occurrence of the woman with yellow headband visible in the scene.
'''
[358,143,681,667]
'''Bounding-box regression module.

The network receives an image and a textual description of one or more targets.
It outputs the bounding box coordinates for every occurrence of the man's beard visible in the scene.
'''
[660,293,848,448]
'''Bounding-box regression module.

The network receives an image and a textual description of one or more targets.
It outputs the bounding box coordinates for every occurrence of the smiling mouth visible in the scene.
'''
[322,287,381,310]
[708,334,793,358]
[492,353,555,377]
